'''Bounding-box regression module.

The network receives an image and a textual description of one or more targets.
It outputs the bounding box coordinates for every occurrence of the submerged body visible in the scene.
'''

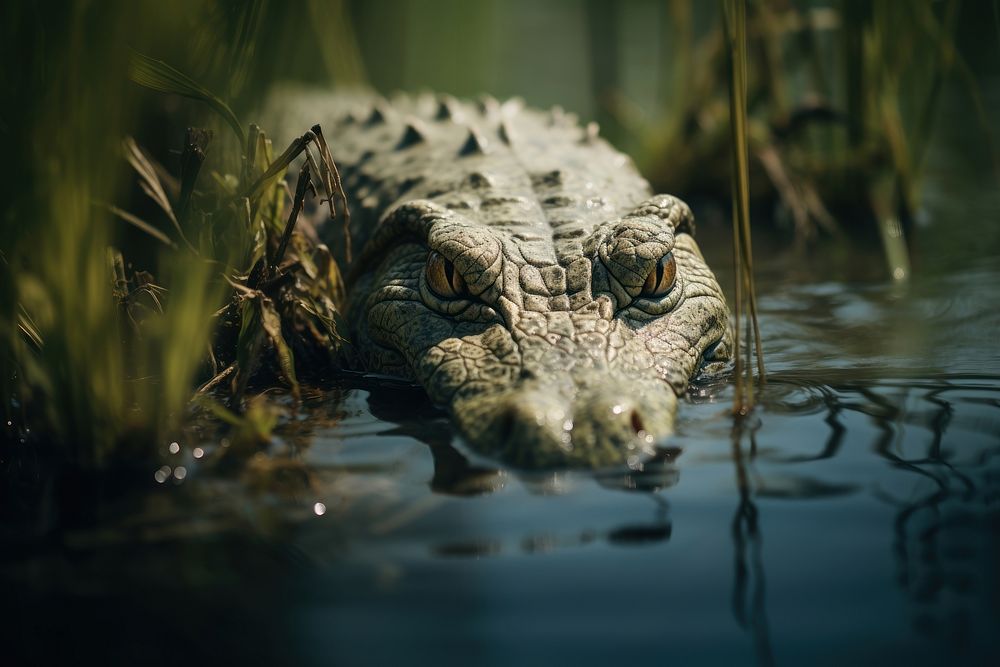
[272,90,731,467]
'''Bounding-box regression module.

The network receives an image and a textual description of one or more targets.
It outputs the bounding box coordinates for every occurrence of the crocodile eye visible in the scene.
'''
[641,253,677,298]
[426,251,468,299]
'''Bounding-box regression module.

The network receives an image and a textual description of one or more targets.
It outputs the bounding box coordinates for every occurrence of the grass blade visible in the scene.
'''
[128,50,246,147]
[107,204,177,249]
[258,297,300,400]
[123,137,197,253]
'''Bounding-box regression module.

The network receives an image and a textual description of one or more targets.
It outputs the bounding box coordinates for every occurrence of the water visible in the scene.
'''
[3,224,999,665]
[5,56,1000,667]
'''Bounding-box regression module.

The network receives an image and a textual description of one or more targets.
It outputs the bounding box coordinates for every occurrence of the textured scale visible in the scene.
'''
[264,89,732,469]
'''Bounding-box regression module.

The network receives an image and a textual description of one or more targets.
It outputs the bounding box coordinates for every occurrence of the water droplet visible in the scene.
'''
[154,466,171,483]
[193,447,204,459]
[173,466,187,480]
[314,502,327,516]
[562,419,574,432]
[168,441,180,454]
[612,404,624,415]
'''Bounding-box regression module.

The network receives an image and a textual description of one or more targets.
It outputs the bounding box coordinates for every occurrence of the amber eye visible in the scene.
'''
[641,253,677,298]
[426,251,468,298]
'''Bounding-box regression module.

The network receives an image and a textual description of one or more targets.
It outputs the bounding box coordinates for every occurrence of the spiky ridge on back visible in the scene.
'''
[264,88,653,268]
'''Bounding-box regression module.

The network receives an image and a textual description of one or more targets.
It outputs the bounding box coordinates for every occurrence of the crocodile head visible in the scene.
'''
[347,193,731,469]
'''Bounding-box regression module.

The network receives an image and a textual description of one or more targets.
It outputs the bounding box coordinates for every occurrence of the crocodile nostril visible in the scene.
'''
[629,409,645,435]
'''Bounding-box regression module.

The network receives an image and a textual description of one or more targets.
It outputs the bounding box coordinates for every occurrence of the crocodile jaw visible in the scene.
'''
[450,353,680,469]
[348,198,730,469]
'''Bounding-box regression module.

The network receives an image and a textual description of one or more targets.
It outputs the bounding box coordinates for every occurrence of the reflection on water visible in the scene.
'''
[3,261,1000,665]
[730,419,775,667]
[717,371,1000,667]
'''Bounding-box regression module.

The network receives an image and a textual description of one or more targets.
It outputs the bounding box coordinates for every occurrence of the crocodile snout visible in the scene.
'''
[455,375,677,469]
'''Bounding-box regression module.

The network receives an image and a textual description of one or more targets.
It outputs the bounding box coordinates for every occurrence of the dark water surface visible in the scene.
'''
[6,73,1000,665]
[4,230,999,666]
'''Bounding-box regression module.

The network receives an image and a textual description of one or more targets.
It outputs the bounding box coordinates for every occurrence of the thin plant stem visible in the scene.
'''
[724,0,766,414]
[731,181,744,413]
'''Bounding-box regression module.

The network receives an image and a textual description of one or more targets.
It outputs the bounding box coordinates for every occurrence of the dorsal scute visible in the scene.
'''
[459,128,489,156]
[396,120,429,149]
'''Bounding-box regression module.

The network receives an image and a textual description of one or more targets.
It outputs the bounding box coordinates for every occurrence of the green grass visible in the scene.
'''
[0,1,352,469]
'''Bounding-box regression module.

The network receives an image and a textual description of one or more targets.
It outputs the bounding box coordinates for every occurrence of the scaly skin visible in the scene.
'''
[270,90,732,468]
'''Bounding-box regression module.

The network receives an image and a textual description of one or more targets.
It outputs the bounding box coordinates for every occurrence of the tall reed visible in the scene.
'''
[723,0,765,415]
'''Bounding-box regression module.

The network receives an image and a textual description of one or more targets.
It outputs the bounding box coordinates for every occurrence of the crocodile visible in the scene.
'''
[269,90,732,468]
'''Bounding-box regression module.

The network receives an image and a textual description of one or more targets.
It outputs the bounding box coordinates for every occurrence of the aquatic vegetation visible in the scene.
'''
[119,56,352,442]
[598,1,986,268]
[724,0,765,415]
[0,1,352,466]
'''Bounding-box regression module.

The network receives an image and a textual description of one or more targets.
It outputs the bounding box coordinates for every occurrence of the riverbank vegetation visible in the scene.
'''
[0,0,988,471]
